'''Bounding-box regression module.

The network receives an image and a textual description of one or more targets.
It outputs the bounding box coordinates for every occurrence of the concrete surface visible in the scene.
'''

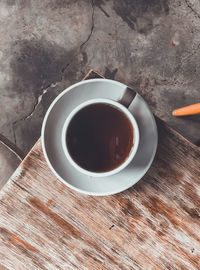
[0,0,200,154]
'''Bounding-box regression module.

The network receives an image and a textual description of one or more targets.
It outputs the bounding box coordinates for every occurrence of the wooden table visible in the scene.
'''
[0,71,200,270]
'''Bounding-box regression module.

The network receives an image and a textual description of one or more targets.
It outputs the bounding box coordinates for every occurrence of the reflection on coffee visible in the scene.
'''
[66,103,133,172]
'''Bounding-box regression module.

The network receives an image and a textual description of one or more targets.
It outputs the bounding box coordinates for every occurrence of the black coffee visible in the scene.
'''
[66,103,133,172]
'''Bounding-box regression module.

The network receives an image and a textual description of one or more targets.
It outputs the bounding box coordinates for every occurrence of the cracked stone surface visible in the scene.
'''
[1,0,200,154]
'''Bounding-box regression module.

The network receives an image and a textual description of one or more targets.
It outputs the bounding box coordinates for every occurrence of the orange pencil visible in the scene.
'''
[172,103,200,116]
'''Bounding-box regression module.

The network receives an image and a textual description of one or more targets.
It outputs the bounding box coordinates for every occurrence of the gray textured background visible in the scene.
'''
[0,0,200,154]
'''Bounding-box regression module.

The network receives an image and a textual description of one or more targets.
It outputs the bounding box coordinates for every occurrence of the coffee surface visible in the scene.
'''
[67,103,133,172]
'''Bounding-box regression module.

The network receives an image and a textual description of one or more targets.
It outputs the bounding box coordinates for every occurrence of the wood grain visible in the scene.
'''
[0,136,22,189]
[0,71,200,270]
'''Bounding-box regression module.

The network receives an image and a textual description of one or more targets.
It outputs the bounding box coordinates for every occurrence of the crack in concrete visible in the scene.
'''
[12,0,95,146]
[60,0,94,79]
[184,0,200,19]
[80,0,94,50]
[12,81,58,144]
[23,81,59,121]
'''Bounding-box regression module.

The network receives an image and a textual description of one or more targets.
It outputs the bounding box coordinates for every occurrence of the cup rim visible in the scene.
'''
[61,98,140,177]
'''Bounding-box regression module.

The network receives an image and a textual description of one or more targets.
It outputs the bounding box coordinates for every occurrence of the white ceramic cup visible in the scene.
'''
[61,98,139,178]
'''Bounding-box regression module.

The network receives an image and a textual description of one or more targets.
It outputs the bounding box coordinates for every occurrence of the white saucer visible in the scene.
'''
[41,79,158,196]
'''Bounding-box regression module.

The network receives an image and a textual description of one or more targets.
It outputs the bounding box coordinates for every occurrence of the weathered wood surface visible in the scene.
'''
[0,134,24,190]
[0,71,200,270]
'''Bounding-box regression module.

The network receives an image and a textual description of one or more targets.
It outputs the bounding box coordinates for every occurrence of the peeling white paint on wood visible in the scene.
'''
[0,165,23,198]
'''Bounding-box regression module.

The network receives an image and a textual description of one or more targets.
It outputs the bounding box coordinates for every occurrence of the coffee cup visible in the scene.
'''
[61,98,139,177]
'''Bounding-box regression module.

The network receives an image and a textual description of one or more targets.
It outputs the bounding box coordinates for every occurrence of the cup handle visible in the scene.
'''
[118,87,137,108]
